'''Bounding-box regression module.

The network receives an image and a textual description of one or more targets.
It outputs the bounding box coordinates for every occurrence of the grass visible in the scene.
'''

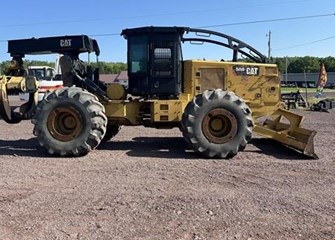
[280,87,335,107]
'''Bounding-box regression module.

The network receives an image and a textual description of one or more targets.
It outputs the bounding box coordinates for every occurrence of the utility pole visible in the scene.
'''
[266,30,272,61]
[285,56,288,84]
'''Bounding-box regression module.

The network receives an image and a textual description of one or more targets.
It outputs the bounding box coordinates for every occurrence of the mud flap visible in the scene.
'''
[253,108,318,159]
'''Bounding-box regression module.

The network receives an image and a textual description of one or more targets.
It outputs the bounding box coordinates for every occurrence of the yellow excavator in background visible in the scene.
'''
[0,27,317,159]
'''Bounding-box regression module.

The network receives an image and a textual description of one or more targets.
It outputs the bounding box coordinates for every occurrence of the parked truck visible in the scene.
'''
[20,65,63,101]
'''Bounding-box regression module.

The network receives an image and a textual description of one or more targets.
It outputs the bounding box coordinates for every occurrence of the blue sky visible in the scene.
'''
[1,0,335,62]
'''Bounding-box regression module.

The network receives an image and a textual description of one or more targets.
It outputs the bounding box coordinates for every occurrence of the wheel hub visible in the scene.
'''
[47,107,82,142]
[202,108,238,144]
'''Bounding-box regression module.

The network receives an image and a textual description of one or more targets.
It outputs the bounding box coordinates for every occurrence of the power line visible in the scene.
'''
[274,35,335,51]
[89,33,119,37]
[0,0,317,29]
[197,13,335,28]
[89,13,335,40]
[1,12,334,45]
[0,33,120,43]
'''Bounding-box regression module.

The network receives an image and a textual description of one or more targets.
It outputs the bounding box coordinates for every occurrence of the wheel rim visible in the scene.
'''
[47,106,82,141]
[202,108,238,144]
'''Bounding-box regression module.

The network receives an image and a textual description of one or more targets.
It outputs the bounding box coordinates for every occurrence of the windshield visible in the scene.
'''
[128,36,148,74]
[28,67,55,80]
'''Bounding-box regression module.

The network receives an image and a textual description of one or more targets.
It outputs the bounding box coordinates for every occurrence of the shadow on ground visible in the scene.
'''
[248,138,316,160]
[99,137,315,160]
[0,138,51,157]
[0,136,315,160]
[98,137,198,159]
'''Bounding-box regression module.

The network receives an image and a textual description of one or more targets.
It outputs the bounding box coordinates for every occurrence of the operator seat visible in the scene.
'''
[59,55,74,87]
[4,57,26,76]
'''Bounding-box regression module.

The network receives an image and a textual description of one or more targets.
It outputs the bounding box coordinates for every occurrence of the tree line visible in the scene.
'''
[1,56,335,74]
[0,60,127,75]
[272,56,335,73]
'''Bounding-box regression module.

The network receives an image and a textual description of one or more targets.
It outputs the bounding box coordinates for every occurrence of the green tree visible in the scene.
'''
[0,60,127,75]
[286,56,320,73]
[3,56,335,75]
[91,62,127,74]
[25,60,54,68]
[0,61,8,74]
[321,56,335,72]
[273,57,286,73]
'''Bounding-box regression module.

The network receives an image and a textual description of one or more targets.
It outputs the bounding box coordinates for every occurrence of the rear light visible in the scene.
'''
[38,84,63,92]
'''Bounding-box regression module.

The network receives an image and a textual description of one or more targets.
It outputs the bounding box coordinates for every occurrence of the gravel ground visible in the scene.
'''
[0,95,334,240]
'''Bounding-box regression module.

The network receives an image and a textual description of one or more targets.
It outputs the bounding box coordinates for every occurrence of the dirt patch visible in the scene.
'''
[0,96,334,239]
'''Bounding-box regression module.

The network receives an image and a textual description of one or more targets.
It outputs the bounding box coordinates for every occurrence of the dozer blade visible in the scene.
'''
[253,108,318,159]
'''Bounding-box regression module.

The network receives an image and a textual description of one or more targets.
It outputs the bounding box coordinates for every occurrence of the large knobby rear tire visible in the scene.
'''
[32,87,107,156]
[181,89,254,159]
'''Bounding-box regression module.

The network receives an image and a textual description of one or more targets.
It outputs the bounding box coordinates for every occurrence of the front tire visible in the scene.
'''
[32,87,107,156]
[181,89,254,159]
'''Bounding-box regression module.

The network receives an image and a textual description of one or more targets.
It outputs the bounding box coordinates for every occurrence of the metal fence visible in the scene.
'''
[281,72,335,88]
